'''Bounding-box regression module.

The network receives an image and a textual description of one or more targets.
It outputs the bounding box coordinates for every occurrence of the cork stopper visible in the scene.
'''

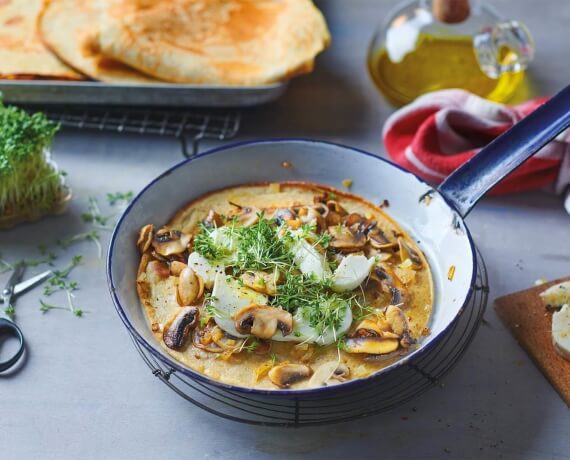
[432,0,470,23]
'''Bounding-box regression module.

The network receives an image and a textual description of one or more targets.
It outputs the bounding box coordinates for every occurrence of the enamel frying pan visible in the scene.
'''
[107,85,570,397]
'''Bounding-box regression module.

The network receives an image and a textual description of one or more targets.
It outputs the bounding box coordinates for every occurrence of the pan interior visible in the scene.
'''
[108,140,475,392]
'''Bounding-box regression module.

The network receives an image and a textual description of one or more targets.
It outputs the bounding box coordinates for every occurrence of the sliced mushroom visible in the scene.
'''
[312,202,329,218]
[308,361,350,387]
[268,363,313,388]
[398,237,423,269]
[203,209,223,228]
[343,336,400,354]
[331,363,350,381]
[211,326,245,351]
[169,261,187,276]
[193,320,223,353]
[163,306,199,350]
[352,318,383,337]
[343,212,366,228]
[386,305,416,348]
[352,318,400,339]
[240,270,280,295]
[230,203,260,227]
[152,227,192,256]
[326,200,347,216]
[368,227,398,250]
[371,263,407,305]
[234,305,293,339]
[328,225,367,251]
[272,208,296,225]
[137,224,154,253]
[176,267,204,306]
[385,305,407,335]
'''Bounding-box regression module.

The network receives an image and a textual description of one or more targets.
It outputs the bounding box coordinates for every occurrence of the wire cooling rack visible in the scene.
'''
[130,248,489,427]
[23,105,241,158]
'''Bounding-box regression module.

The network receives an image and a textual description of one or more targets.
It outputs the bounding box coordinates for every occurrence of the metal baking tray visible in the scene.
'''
[0,80,288,107]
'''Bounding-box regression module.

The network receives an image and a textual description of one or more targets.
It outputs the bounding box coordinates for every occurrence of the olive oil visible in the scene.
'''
[369,34,524,106]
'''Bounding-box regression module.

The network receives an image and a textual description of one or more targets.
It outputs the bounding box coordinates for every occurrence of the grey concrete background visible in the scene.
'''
[1,1,569,459]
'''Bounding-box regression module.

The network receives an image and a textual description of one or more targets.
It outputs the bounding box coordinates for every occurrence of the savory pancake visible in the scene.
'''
[38,0,160,83]
[0,0,81,79]
[98,0,330,84]
[136,183,434,390]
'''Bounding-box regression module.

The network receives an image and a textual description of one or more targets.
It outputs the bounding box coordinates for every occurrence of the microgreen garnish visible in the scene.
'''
[106,191,134,206]
[193,223,232,261]
[194,213,373,343]
[58,230,102,258]
[0,99,62,217]
[40,256,85,317]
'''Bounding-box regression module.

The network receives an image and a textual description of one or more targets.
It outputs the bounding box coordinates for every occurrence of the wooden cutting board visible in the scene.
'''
[495,276,570,406]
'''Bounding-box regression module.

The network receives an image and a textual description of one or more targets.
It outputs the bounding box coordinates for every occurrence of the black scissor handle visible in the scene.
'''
[0,318,25,372]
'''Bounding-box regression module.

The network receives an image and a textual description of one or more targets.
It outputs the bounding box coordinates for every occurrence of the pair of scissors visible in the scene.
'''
[0,263,52,372]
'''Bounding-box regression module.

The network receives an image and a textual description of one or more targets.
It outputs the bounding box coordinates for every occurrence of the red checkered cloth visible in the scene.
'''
[383,90,570,211]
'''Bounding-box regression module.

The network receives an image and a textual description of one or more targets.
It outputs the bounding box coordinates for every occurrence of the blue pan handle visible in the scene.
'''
[438,84,570,217]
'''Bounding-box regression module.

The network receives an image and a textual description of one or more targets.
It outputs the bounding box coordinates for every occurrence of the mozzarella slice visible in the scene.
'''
[540,281,570,307]
[187,252,224,289]
[273,304,353,346]
[552,304,570,361]
[332,254,374,292]
[211,272,268,338]
[209,227,238,252]
[292,239,331,280]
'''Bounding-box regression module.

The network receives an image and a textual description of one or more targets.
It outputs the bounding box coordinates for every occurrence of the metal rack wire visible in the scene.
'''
[23,105,241,158]
[130,248,489,427]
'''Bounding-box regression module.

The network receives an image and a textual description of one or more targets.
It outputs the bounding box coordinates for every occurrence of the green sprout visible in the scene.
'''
[0,98,64,218]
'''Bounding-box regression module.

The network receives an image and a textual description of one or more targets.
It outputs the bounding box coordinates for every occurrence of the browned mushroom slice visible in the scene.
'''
[328,225,367,251]
[398,237,423,269]
[308,361,350,387]
[229,203,260,227]
[137,224,154,253]
[203,209,223,228]
[297,206,326,232]
[368,227,398,250]
[169,260,187,276]
[326,200,347,216]
[272,208,296,225]
[352,318,383,337]
[312,202,329,218]
[268,363,313,388]
[372,263,407,305]
[343,212,366,228]
[211,326,245,351]
[163,306,199,350]
[386,305,416,348]
[234,305,293,339]
[352,318,400,340]
[176,267,204,306]
[152,227,192,256]
[192,320,223,353]
[240,270,280,296]
[343,336,400,354]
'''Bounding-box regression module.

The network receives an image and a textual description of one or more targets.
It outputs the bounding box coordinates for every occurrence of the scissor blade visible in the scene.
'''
[13,270,52,297]
[2,263,25,305]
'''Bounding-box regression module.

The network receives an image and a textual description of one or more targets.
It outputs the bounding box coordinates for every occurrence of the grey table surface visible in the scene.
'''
[1,1,569,459]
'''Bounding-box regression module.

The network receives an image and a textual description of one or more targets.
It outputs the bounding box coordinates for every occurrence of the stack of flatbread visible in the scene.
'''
[0,0,330,85]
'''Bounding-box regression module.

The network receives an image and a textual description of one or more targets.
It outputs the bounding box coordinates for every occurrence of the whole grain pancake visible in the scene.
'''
[0,0,82,79]
[98,0,330,84]
[38,0,160,83]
